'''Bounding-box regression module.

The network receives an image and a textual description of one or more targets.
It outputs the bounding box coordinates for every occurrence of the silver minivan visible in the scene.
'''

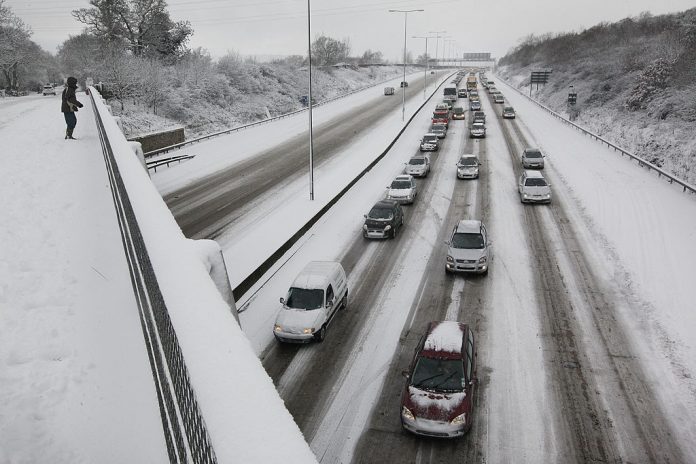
[521,148,545,169]
[518,170,552,204]
[274,261,348,343]
[445,220,490,275]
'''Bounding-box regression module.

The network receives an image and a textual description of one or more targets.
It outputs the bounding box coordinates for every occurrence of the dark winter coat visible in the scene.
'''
[61,77,83,113]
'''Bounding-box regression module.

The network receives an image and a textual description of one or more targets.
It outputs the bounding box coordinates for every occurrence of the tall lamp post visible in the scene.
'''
[429,30,446,70]
[390,8,423,121]
[446,39,455,68]
[307,0,315,200]
[412,35,435,99]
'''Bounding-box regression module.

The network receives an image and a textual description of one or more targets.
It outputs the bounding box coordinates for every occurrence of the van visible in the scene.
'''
[273,261,348,343]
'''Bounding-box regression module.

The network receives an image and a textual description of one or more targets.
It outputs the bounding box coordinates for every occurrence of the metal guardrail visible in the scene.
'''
[233,71,458,302]
[496,75,696,195]
[144,69,428,158]
[147,154,196,172]
[88,88,217,464]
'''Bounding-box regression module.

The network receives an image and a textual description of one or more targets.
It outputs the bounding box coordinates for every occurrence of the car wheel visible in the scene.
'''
[341,294,348,309]
[315,325,326,342]
[391,227,397,239]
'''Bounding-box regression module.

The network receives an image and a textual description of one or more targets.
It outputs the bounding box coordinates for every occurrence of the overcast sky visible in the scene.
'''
[7,0,696,61]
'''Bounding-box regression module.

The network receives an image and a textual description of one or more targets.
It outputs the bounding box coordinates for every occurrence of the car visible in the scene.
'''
[400,81,409,88]
[468,90,479,100]
[430,70,435,74]
[445,219,490,274]
[441,100,453,110]
[42,84,56,96]
[432,110,449,126]
[363,199,404,239]
[493,94,504,104]
[273,261,348,343]
[486,80,495,89]
[521,148,545,169]
[502,106,516,118]
[487,86,497,94]
[400,321,477,438]
[420,133,440,152]
[518,170,552,204]
[405,154,431,177]
[456,154,480,179]
[384,86,395,96]
[430,123,447,139]
[451,107,465,120]
[386,174,418,204]
[457,88,468,98]
[469,121,486,138]
[469,100,481,111]
[472,110,485,124]
[435,103,450,112]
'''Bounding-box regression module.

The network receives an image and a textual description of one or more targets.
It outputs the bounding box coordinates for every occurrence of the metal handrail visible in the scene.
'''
[496,75,696,195]
[144,69,428,158]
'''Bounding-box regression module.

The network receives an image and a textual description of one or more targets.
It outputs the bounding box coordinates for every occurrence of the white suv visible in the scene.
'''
[445,220,490,275]
[518,170,552,204]
[405,155,430,177]
[42,84,56,96]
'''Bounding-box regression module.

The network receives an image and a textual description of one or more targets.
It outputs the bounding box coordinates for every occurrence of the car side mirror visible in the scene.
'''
[401,370,410,379]
[363,214,367,219]
[326,301,332,308]
[444,240,451,246]
[279,297,285,304]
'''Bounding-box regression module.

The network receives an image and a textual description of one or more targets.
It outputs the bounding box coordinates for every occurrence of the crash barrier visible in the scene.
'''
[147,154,196,172]
[144,69,435,158]
[496,75,696,195]
[234,71,458,303]
[88,87,218,464]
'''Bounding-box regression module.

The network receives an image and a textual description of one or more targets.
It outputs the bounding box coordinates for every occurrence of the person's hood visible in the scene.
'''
[67,77,78,88]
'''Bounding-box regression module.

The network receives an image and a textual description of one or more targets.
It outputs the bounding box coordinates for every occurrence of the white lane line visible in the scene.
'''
[445,278,467,321]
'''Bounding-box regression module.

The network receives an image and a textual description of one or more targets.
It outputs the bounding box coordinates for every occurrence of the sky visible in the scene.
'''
[7,0,696,61]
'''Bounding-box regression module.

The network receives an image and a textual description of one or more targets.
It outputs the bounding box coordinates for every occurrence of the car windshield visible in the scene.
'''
[411,357,464,392]
[391,180,412,189]
[504,107,514,112]
[525,178,548,187]
[432,125,445,131]
[453,108,463,113]
[368,207,394,220]
[451,232,484,249]
[472,123,484,128]
[409,158,425,165]
[459,157,477,166]
[423,135,438,142]
[285,287,324,310]
[525,151,542,158]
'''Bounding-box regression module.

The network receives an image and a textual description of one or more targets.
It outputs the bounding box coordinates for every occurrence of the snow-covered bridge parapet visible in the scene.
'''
[87,88,318,464]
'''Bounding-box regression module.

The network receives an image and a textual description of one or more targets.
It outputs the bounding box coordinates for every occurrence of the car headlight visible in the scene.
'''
[478,256,487,264]
[384,225,392,231]
[402,406,415,421]
[363,224,368,230]
[302,328,314,334]
[451,413,466,425]
[446,255,454,263]
[523,193,530,198]
[274,325,282,332]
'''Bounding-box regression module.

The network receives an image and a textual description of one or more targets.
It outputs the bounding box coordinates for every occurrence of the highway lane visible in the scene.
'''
[164,72,449,240]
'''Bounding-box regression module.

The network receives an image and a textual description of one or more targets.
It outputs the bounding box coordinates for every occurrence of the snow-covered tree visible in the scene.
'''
[311,35,351,66]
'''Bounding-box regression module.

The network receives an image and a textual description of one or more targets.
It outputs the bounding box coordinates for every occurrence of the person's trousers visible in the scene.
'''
[63,112,77,130]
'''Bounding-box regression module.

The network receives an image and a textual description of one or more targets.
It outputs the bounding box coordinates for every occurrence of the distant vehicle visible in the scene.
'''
[386,174,418,204]
[444,85,458,101]
[274,261,348,343]
[472,111,485,124]
[420,133,440,152]
[469,121,486,138]
[384,87,395,96]
[487,86,497,94]
[502,106,516,119]
[519,170,552,203]
[458,88,468,98]
[435,103,450,112]
[42,84,56,96]
[400,81,409,88]
[445,219,491,274]
[466,75,477,91]
[400,321,477,437]
[299,95,316,106]
[493,94,504,104]
[432,111,449,127]
[363,199,404,239]
[405,155,431,177]
[430,70,435,74]
[486,80,495,89]
[468,90,479,100]
[456,154,480,179]
[431,123,448,139]
[451,107,465,120]
[469,100,481,111]
[441,99,453,110]
[521,148,545,169]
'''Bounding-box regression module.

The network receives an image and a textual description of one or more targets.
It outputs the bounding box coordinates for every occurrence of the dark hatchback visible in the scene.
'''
[401,321,477,438]
[363,200,404,239]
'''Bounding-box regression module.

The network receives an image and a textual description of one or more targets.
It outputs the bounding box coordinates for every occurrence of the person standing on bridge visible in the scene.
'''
[61,76,83,140]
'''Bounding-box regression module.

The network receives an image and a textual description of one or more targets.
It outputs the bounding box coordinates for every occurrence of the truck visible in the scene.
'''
[466,76,477,91]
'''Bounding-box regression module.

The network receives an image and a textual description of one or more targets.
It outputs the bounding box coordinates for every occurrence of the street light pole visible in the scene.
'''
[429,30,446,70]
[413,35,435,99]
[307,0,314,200]
[390,9,423,121]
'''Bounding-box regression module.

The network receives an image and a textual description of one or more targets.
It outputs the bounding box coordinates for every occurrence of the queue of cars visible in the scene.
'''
[273,70,555,441]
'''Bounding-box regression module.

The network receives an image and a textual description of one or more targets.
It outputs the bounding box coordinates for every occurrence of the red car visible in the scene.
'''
[400,321,477,438]
[432,110,449,127]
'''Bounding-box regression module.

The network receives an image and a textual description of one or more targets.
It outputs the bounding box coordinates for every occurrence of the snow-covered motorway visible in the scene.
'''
[155,70,696,463]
